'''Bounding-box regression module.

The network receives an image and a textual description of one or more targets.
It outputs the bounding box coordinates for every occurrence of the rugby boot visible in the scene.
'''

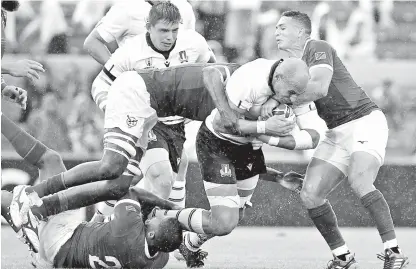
[377,248,409,269]
[178,242,208,268]
[327,254,359,269]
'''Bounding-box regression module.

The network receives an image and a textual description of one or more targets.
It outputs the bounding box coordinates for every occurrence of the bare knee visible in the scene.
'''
[348,172,376,198]
[106,177,132,199]
[146,162,175,188]
[99,159,126,181]
[210,209,239,236]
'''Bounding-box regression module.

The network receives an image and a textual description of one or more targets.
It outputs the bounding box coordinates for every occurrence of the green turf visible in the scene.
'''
[2,226,415,269]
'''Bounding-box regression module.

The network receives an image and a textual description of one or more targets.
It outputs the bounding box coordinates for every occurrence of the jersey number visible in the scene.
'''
[89,255,121,268]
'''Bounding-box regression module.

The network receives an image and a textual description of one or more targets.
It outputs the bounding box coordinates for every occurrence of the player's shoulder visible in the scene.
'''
[306,39,333,53]
[179,29,206,43]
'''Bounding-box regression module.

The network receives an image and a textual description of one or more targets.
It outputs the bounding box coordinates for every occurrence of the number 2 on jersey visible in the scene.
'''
[89,255,121,268]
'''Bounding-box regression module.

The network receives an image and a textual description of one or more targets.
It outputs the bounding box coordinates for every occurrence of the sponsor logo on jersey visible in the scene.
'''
[177,158,181,165]
[164,60,170,67]
[126,115,138,128]
[148,130,157,141]
[179,50,188,63]
[220,164,232,177]
[315,52,327,61]
[357,140,368,144]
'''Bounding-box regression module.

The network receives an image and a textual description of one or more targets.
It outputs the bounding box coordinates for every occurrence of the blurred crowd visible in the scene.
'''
[2,0,416,157]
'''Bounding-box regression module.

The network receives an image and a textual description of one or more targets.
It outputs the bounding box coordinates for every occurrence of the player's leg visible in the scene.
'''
[346,111,408,268]
[170,149,188,208]
[1,114,65,182]
[301,137,359,268]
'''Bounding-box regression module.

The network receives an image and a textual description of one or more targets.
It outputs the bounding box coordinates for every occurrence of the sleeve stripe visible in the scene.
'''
[104,132,137,144]
[105,138,136,158]
[102,66,117,82]
[114,199,142,209]
[310,64,333,72]
[104,147,130,160]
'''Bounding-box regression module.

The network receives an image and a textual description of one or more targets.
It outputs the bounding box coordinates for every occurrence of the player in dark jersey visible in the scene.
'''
[2,183,183,268]
[260,10,409,269]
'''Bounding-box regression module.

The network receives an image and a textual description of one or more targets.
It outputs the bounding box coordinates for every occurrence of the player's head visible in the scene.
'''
[1,0,20,12]
[275,11,311,50]
[146,2,181,51]
[269,58,309,105]
[145,215,183,252]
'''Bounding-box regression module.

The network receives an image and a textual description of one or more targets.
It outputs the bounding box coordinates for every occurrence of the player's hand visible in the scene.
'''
[5,59,45,81]
[2,86,28,109]
[265,116,295,136]
[251,138,263,150]
[260,97,279,120]
[219,109,240,134]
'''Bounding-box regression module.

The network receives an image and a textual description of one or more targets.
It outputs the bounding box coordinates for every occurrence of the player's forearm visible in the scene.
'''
[1,61,13,74]
[128,186,177,210]
[84,33,112,65]
[257,129,320,150]
[237,119,282,137]
[1,76,7,91]
[294,80,328,105]
[202,66,232,115]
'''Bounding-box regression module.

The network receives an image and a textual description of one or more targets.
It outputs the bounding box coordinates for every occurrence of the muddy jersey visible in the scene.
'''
[302,39,379,129]
[137,63,241,121]
[53,200,169,269]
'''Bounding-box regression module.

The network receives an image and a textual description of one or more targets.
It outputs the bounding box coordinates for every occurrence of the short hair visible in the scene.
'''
[154,217,183,252]
[148,2,181,26]
[1,1,20,12]
[281,10,312,35]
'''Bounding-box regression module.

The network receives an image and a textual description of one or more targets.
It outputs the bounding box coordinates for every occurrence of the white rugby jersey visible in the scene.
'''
[98,29,213,124]
[206,59,276,144]
[96,0,196,47]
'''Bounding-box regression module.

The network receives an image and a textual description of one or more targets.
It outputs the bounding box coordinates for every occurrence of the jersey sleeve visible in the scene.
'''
[95,4,129,43]
[305,40,334,72]
[180,1,196,30]
[225,69,253,111]
[192,31,215,63]
[103,38,136,77]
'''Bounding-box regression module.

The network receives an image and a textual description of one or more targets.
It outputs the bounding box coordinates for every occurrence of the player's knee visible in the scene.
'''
[38,149,63,169]
[300,184,325,208]
[348,177,376,198]
[210,209,239,236]
[147,162,175,186]
[99,159,126,181]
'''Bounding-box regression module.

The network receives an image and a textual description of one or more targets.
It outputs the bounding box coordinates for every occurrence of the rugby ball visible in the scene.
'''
[272,104,294,119]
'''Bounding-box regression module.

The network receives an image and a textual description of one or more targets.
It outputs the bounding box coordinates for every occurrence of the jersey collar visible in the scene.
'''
[144,238,159,259]
[146,32,177,57]
[302,37,312,58]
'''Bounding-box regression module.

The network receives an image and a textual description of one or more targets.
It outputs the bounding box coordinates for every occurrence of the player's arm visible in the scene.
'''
[84,4,127,65]
[194,31,217,63]
[84,29,114,65]
[125,186,181,210]
[293,41,334,105]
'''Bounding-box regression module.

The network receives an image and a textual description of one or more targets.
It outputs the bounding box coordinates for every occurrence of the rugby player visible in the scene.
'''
[261,10,409,269]
[90,2,214,217]
[2,183,183,268]
[8,62,302,264]
[84,0,196,65]
[1,0,65,188]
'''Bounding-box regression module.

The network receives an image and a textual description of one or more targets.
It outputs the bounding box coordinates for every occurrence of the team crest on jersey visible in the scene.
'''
[145,58,153,68]
[177,158,181,165]
[247,163,253,171]
[148,130,157,141]
[179,51,188,63]
[315,52,327,61]
[220,164,232,177]
[126,115,138,128]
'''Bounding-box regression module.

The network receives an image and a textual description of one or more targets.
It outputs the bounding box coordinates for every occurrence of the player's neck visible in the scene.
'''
[285,37,309,58]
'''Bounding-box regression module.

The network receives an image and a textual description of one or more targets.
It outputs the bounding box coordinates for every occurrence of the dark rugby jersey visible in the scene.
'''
[302,39,379,129]
[137,63,240,121]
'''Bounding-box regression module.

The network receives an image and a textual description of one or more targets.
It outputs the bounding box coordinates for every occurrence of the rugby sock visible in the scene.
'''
[26,174,66,198]
[183,232,209,252]
[168,180,186,208]
[1,115,47,166]
[360,190,396,243]
[308,201,346,251]
[157,208,208,234]
[384,239,401,254]
[332,245,352,261]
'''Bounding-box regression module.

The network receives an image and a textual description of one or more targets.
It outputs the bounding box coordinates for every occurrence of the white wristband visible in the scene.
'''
[257,121,266,134]
[268,136,280,146]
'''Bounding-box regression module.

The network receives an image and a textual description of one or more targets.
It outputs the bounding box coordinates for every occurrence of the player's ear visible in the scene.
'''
[146,21,151,32]
[147,231,155,239]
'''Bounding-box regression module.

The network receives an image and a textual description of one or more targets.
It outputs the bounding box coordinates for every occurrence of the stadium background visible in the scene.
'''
[1,0,415,228]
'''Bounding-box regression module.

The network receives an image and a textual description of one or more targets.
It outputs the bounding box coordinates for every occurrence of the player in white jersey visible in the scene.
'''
[90,2,214,225]
[84,0,196,65]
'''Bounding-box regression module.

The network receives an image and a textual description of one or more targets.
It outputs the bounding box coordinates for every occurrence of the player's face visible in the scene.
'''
[271,80,302,105]
[275,16,301,50]
[148,20,180,51]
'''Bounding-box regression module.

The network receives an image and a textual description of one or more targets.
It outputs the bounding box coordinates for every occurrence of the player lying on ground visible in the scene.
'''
[6,62,304,261]
[2,185,184,269]
[260,10,409,269]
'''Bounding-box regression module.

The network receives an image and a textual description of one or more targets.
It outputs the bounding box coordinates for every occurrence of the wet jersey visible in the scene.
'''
[137,63,241,121]
[54,200,169,269]
[302,39,379,129]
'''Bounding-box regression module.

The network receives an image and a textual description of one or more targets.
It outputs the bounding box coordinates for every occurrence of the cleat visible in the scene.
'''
[21,208,41,253]
[327,254,359,269]
[178,242,207,268]
[11,185,31,226]
[377,249,409,269]
[2,191,24,235]
[173,249,185,261]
